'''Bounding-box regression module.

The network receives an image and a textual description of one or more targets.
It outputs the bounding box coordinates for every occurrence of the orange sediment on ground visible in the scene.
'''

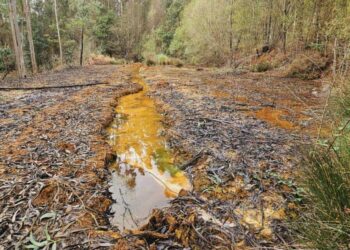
[251,107,295,130]
[107,65,191,230]
[108,66,191,196]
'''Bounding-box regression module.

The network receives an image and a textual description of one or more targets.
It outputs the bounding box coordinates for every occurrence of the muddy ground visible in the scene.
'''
[0,64,325,249]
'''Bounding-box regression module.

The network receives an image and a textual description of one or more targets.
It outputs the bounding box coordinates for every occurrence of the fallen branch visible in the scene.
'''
[179,150,204,170]
[1,69,10,81]
[0,81,109,91]
[129,230,169,240]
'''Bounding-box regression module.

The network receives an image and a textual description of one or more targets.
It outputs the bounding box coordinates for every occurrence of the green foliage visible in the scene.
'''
[168,25,187,58]
[337,84,350,117]
[306,42,326,52]
[0,47,15,72]
[142,34,158,59]
[63,39,77,64]
[142,0,189,58]
[156,0,189,54]
[93,10,116,55]
[252,61,272,72]
[170,0,232,65]
[143,52,183,67]
[296,78,350,249]
[296,147,350,249]
[156,53,170,65]
[2,0,350,68]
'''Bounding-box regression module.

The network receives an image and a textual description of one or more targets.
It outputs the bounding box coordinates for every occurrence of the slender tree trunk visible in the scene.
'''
[120,0,123,15]
[312,0,321,44]
[53,0,63,65]
[267,0,272,45]
[282,0,290,54]
[80,27,84,66]
[8,0,26,78]
[229,0,234,66]
[8,1,20,72]
[23,0,37,74]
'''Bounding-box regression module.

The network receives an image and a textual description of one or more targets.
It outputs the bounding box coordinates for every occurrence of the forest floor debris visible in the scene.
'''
[117,65,327,249]
[0,64,327,249]
[0,65,141,249]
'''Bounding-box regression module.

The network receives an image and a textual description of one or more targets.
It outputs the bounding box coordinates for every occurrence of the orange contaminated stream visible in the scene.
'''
[107,66,191,230]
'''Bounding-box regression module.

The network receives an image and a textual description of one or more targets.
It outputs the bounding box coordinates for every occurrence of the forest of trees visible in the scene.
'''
[0,0,349,76]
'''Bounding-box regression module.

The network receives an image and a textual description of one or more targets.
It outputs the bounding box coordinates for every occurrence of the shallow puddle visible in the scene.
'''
[107,67,191,230]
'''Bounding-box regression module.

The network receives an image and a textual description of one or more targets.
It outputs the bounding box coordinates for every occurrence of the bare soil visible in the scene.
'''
[0,64,326,249]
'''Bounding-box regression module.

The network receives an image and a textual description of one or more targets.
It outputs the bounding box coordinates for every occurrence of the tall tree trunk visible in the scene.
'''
[312,0,321,44]
[229,0,234,66]
[80,27,84,66]
[282,0,290,54]
[53,0,63,65]
[119,0,123,15]
[23,0,37,74]
[8,0,26,78]
[8,1,20,72]
[267,0,272,45]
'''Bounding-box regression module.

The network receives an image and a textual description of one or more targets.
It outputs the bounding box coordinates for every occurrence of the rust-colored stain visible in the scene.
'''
[235,95,249,103]
[211,90,230,99]
[253,107,295,130]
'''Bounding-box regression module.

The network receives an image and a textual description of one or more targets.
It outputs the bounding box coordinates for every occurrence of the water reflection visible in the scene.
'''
[108,67,191,230]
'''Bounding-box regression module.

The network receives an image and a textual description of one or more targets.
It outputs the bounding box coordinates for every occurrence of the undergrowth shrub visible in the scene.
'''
[157,54,170,65]
[144,53,184,67]
[296,79,350,249]
[172,58,184,67]
[337,83,350,117]
[0,47,15,73]
[146,58,156,66]
[87,54,118,65]
[297,145,350,249]
[252,61,272,72]
[286,53,329,80]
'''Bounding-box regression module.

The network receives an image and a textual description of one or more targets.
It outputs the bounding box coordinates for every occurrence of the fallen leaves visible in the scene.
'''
[0,65,141,248]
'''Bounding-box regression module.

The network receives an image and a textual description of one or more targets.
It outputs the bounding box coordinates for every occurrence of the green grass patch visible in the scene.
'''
[295,79,350,249]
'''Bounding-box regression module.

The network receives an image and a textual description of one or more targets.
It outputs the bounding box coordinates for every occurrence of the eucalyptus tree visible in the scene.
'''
[23,0,37,73]
[8,0,26,77]
[53,0,63,65]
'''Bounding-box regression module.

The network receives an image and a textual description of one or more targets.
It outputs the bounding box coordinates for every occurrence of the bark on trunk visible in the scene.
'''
[8,0,26,78]
[23,0,37,74]
[80,27,84,67]
[282,0,290,54]
[54,0,63,65]
[229,0,234,66]
[267,0,272,45]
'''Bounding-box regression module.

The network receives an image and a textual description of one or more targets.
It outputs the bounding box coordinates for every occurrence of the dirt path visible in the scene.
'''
[0,64,325,249]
